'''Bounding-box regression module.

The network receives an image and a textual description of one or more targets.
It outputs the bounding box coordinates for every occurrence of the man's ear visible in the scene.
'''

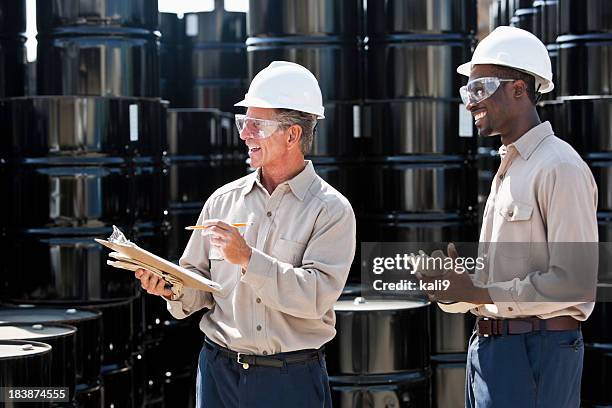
[513,80,527,99]
[287,124,302,149]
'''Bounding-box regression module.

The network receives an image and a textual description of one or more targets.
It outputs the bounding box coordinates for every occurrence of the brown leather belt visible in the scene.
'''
[476,316,580,337]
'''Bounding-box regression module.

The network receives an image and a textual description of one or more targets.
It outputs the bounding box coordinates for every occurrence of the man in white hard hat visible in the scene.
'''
[417,26,598,407]
[135,61,355,407]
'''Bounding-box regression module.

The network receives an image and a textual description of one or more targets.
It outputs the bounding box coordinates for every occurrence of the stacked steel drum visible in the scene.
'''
[0,0,26,98]
[245,0,365,282]
[246,0,479,406]
[490,1,612,406]
[361,0,478,252]
[327,297,432,407]
[159,1,248,112]
[364,3,479,407]
[0,0,209,406]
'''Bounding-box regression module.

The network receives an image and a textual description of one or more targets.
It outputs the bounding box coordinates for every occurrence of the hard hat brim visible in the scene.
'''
[234,96,325,119]
[456,61,554,94]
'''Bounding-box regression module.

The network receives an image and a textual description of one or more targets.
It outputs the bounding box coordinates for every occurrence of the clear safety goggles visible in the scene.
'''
[459,77,515,106]
[235,114,283,139]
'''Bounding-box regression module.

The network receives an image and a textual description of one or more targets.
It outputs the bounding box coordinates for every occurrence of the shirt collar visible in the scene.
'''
[286,160,316,201]
[241,161,316,201]
[500,121,554,161]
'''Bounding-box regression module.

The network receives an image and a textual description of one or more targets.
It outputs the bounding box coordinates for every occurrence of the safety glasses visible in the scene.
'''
[459,77,516,106]
[235,114,283,139]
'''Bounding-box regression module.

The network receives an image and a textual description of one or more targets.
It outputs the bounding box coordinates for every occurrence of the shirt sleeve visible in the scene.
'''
[486,161,599,318]
[240,200,356,319]
[164,198,216,318]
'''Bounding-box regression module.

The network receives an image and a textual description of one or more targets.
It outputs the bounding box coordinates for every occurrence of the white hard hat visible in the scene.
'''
[457,26,554,94]
[235,61,325,119]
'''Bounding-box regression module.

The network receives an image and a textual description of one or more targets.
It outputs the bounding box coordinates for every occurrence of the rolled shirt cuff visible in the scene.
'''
[241,247,274,290]
[487,281,522,317]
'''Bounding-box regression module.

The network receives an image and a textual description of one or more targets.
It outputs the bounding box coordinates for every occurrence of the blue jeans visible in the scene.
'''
[465,328,584,408]
[196,342,332,408]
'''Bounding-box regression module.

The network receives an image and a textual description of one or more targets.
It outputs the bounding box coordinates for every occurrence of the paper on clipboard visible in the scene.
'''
[94,228,221,293]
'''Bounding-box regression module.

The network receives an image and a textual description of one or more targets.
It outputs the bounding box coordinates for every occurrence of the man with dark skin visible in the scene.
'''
[418,26,598,408]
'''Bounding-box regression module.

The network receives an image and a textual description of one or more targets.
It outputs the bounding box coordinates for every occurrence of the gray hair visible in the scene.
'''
[275,109,318,155]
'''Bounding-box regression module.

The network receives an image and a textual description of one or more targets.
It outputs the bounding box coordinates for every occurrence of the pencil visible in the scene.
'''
[185,223,250,230]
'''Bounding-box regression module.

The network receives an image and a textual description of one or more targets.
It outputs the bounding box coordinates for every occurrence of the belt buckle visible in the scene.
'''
[236,353,250,370]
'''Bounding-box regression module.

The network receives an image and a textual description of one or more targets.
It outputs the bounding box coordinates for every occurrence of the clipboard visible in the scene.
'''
[95,238,222,293]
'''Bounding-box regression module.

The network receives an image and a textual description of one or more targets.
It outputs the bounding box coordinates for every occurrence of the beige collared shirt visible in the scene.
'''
[475,121,599,320]
[165,161,356,353]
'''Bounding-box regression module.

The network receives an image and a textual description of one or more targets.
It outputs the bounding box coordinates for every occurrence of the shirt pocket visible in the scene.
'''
[495,201,533,258]
[271,238,307,267]
[209,250,239,298]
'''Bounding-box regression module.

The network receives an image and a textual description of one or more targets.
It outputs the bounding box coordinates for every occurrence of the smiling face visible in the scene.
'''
[467,64,516,138]
[239,107,289,169]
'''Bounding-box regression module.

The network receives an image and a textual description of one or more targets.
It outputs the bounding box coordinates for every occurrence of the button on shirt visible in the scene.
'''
[475,121,598,321]
[165,161,356,354]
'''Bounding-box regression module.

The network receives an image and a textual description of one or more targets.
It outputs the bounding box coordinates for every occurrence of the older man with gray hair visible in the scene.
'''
[135,61,356,407]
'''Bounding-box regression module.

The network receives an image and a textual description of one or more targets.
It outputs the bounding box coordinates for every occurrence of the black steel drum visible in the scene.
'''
[0,340,52,395]
[184,9,246,43]
[0,0,26,97]
[167,108,222,157]
[247,37,361,102]
[365,35,472,100]
[0,96,165,159]
[0,38,26,98]
[536,98,565,132]
[247,0,361,38]
[582,343,612,407]
[166,160,243,205]
[2,232,137,302]
[1,165,132,230]
[164,206,200,262]
[361,100,476,156]
[0,306,102,385]
[159,12,187,106]
[162,369,197,408]
[558,97,612,155]
[143,338,164,402]
[588,162,612,211]
[329,371,431,408]
[131,164,166,227]
[431,354,467,408]
[101,363,134,408]
[309,102,361,157]
[80,298,136,366]
[366,0,476,36]
[0,0,26,34]
[0,323,77,401]
[36,33,160,97]
[192,80,246,112]
[361,160,477,214]
[582,301,612,344]
[36,0,159,32]
[314,159,478,214]
[131,348,146,408]
[510,8,539,36]
[430,305,475,354]
[312,160,364,211]
[326,298,430,375]
[533,0,558,44]
[557,34,612,97]
[558,0,612,36]
[358,214,479,243]
[190,44,247,80]
[508,0,536,16]
[75,381,103,408]
[184,10,247,80]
